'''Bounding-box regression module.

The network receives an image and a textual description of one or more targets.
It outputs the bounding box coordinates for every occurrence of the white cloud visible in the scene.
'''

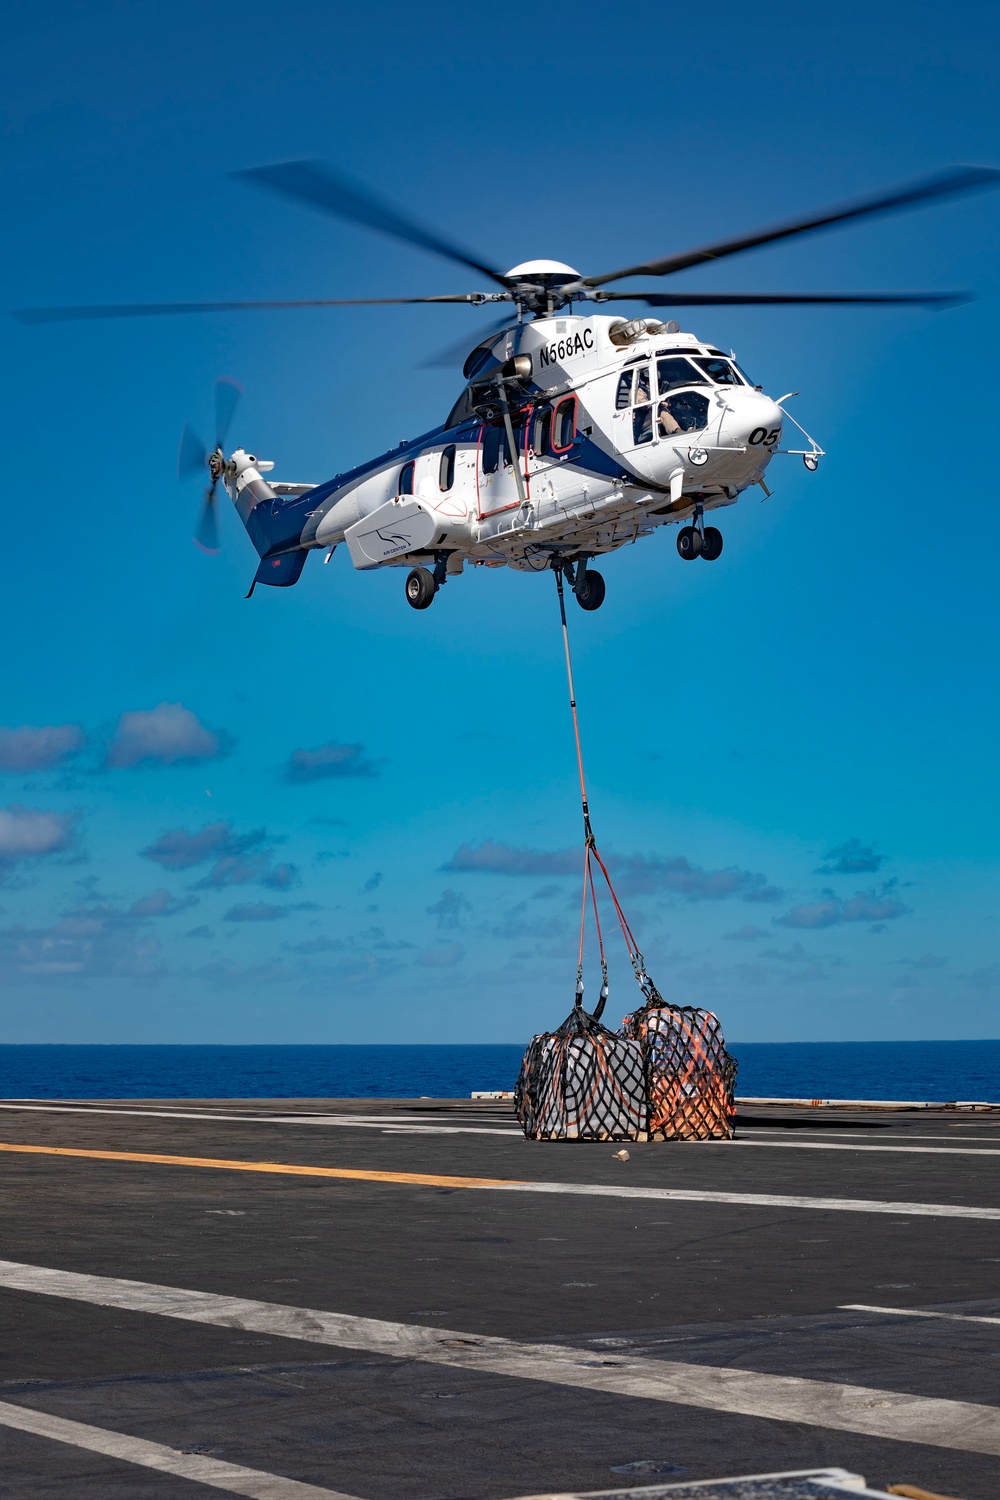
[776,882,910,929]
[0,907,162,981]
[106,703,222,768]
[223,901,288,922]
[0,805,76,866]
[0,725,86,773]
[128,889,198,918]
[285,742,377,781]
[417,943,464,968]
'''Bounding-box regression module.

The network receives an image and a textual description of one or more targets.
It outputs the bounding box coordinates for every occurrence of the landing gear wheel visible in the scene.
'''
[405,567,437,610]
[575,569,606,611]
[700,526,723,561]
[677,526,703,561]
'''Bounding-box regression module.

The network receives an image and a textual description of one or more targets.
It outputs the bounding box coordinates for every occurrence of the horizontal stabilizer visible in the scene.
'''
[246,549,309,597]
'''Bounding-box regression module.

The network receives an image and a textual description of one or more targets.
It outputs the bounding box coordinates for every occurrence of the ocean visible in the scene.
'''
[0,1040,997,1102]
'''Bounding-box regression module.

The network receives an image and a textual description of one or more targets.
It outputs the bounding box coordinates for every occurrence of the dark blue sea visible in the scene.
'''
[0,1041,997,1102]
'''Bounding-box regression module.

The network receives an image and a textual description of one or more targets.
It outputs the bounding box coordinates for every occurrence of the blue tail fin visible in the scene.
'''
[245,549,309,597]
[226,449,311,595]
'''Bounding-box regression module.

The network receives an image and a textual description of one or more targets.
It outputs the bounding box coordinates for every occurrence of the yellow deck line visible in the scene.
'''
[0,1141,520,1190]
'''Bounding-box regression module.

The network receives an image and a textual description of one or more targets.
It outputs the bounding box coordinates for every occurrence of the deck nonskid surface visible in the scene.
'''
[1,1098,998,1500]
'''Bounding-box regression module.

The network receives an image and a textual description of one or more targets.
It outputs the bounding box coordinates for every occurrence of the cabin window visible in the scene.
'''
[658,390,709,434]
[551,397,577,453]
[657,356,707,393]
[634,365,652,404]
[398,460,415,495]
[692,356,742,385]
[439,444,456,491]
[531,406,551,456]
[633,405,653,445]
[615,370,633,410]
[481,424,501,475]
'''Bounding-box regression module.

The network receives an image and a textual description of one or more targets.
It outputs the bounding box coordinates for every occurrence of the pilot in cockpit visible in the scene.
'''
[658,400,682,436]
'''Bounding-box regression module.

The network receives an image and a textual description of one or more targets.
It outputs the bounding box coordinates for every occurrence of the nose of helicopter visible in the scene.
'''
[721,387,784,450]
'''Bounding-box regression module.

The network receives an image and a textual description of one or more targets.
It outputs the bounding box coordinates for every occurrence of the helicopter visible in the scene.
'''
[14,162,998,610]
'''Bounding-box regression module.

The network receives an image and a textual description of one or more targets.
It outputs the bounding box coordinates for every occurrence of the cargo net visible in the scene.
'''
[621,1003,738,1140]
[515,1006,648,1141]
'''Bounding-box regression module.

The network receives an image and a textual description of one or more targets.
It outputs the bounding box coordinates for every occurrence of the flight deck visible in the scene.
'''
[0,1096,997,1500]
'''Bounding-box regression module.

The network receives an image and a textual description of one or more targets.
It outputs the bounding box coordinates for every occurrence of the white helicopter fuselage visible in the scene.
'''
[226,312,818,594]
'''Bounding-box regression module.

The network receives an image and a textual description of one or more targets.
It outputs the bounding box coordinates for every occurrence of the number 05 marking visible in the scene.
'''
[749,427,780,446]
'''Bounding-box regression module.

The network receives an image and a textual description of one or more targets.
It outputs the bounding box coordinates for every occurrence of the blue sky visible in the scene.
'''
[2,0,999,1043]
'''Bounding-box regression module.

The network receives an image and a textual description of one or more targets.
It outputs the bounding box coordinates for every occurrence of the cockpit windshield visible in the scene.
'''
[657,356,707,393]
[692,356,745,386]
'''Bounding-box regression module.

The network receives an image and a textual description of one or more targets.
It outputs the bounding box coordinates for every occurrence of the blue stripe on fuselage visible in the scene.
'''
[249,408,655,558]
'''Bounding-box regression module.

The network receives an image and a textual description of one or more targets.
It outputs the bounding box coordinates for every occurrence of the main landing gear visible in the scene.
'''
[405,554,451,610]
[562,557,606,611]
[677,523,723,562]
[405,567,437,609]
[574,569,606,611]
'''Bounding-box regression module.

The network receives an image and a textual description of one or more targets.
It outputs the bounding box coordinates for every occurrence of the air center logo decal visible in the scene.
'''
[538,328,595,368]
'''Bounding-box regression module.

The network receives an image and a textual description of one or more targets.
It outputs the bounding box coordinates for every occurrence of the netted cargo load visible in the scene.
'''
[515,1005,647,1141]
[621,1002,738,1140]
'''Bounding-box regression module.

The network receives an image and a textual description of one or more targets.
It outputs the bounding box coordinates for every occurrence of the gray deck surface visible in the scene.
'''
[0,1096,997,1499]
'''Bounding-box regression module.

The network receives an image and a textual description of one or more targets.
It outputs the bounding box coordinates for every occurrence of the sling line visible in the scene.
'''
[553,566,662,1020]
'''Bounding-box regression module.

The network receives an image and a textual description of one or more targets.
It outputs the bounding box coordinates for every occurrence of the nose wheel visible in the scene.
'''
[677,524,723,562]
[677,525,702,560]
[700,526,723,561]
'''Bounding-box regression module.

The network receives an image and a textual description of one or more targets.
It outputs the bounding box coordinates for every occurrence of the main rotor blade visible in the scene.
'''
[195,488,220,555]
[236,160,511,289]
[596,290,970,307]
[12,294,498,325]
[419,314,519,369]
[214,378,242,450]
[177,423,208,479]
[583,166,1000,288]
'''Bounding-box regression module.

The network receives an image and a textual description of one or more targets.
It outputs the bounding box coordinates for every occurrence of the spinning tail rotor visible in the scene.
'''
[177,378,242,553]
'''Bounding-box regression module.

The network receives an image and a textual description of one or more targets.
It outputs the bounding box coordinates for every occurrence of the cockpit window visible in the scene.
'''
[399,460,415,494]
[629,364,653,444]
[692,356,744,385]
[439,444,456,491]
[633,405,653,445]
[658,390,709,434]
[657,356,707,393]
[615,370,633,410]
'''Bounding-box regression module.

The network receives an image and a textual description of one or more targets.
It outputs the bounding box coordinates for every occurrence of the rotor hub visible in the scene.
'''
[504,260,580,286]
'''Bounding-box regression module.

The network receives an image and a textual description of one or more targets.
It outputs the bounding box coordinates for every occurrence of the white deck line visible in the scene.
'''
[730,1139,1000,1158]
[1,1260,998,1457]
[0,1102,521,1136]
[0,1398,359,1499]
[738,1129,1000,1144]
[3,1102,1000,1153]
[839,1305,1000,1327]
[734,1097,999,1110]
[512,1468,890,1499]
[496,1183,1000,1219]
